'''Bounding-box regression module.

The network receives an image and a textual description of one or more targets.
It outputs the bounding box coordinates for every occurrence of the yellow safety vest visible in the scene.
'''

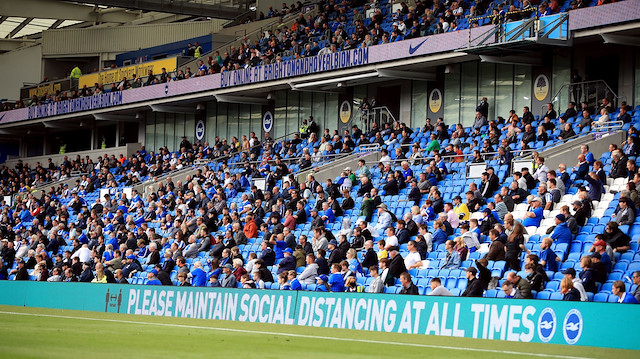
[59,144,66,154]
[194,46,202,58]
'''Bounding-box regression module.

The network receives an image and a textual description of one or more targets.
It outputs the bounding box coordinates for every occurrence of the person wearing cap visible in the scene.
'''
[453,196,469,221]
[125,253,143,278]
[611,280,639,304]
[10,259,28,281]
[373,203,392,236]
[589,235,612,273]
[562,268,587,301]
[522,196,543,227]
[145,269,162,286]
[462,267,483,297]
[79,261,95,282]
[221,263,237,288]
[277,248,296,274]
[544,213,573,245]
[479,208,498,236]
[315,274,330,292]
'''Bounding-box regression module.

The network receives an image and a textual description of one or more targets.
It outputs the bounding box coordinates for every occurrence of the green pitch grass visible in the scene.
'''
[0,304,636,359]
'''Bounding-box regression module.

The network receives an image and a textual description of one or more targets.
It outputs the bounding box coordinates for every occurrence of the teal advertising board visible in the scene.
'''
[0,281,638,350]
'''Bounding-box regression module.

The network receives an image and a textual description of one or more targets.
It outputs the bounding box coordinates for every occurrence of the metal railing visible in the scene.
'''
[361,106,397,133]
[546,80,627,119]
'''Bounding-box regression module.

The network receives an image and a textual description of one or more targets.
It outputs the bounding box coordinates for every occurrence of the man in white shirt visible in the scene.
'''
[428,277,453,296]
[379,149,392,167]
[384,227,398,249]
[368,265,384,293]
[404,240,423,269]
[374,204,393,236]
[72,244,92,263]
[298,254,319,284]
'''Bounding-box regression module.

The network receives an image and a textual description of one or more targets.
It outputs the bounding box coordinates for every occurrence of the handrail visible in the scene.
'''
[361,106,397,132]
[546,79,627,119]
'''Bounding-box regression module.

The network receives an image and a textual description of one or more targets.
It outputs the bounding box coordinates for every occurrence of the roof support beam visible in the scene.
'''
[7,17,33,39]
[0,0,139,23]
[601,34,640,46]
[49,19,65,30]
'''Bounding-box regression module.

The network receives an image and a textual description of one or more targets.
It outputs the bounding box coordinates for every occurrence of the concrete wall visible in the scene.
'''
[0,44,42,101]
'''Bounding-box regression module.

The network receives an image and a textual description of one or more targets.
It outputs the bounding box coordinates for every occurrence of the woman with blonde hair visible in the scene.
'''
[560,277,580,301]
[91,263,107,283]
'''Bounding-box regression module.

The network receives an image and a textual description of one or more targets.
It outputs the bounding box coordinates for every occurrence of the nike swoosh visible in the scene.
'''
[0,113,5,122]
[408,39,428,55]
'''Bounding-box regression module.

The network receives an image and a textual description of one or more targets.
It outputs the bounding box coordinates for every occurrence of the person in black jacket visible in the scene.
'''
[408,180,421,206]
[316,249,330,275]
[475,258,491,290]
[361,240,378,269]
[357,176,373,197]
[155,264,173,286]
[462,267,484,297]
[79,262,94,282]
[388,247,407,281]
[399,272,419,295]
[341,190,355,211]
[255,259,274,282]
[382,174,398,196]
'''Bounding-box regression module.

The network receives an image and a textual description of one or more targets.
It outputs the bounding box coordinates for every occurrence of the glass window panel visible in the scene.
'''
[325,93,339,135]
[251,105,262,138]
[636,49,640,108]
[154,114,165,151]
[174,115,185,150]
[287,91,300,138]
[145,113,155,151]
[274,91,287,139]
[552,54,571,117]
[206,101,217,145]
[478,63,496,122]
[299,92,313,133]
[185,114,195,144]
[514,65,532,119]
[312,93,325,130]
[217,103,228,142]
[460,62,478,127]
[227,104,239,141]
[444,64,461,125]
[412,81,428,128]
[239,104,251,141]
[164,116,175,151]
[495,64,514,122]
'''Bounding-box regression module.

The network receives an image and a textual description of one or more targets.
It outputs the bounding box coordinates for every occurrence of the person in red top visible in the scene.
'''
[243,213,258,239]
[283,209,296,230]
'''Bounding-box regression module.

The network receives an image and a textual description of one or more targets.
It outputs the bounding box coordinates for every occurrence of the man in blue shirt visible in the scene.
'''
[539,237,559,272]
[548,214,573,244]
[328,263,345,292]
[581,144,595,166]
[612,280,639,304]
[522,197,543,227]
[190,261,207,287]
[146,269,162,285]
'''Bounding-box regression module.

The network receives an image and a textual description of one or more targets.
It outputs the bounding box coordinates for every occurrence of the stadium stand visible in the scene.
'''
[1,0,640,305]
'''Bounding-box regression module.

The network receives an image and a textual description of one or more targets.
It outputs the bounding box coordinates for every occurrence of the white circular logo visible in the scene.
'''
[562,309,583,345]
[537,307,556,343]
[195,120,205,141]
[263,111,273,133]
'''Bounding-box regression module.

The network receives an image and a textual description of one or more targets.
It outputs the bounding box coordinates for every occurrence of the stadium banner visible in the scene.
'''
[1,281,639,350]
[20,79,72,100]
[1,26,491,125]
[78,57,179,88]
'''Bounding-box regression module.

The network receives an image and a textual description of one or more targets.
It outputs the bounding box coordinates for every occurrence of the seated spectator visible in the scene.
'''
[440,240,461,269]
[611,280,639,303]
[428,277,453,296]
[560,277,581,301]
